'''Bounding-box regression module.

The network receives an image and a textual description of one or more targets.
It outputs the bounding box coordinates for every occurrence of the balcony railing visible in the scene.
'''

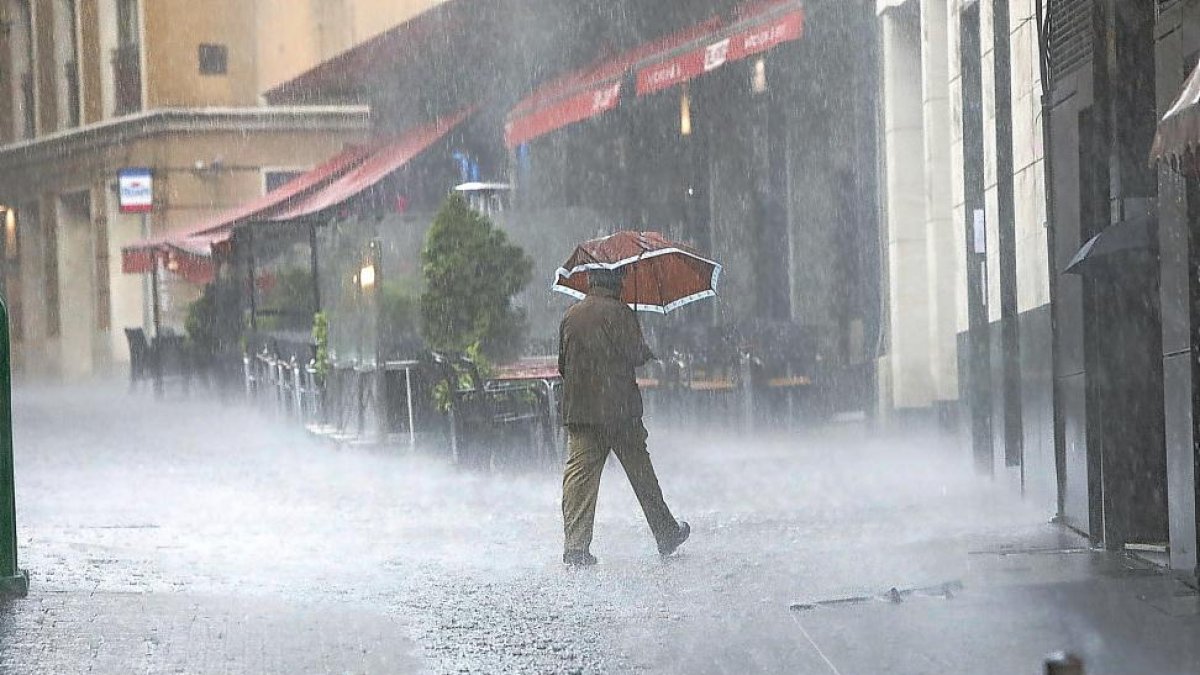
[112,44,141,116]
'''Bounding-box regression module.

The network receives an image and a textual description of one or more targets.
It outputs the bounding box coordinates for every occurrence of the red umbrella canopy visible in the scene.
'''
[552,231,722,313]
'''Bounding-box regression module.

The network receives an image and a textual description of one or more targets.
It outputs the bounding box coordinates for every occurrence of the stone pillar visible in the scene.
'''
[920,0,958,407]
[880,2,933,412]
[105,191,145,362]
[55,191,98,380]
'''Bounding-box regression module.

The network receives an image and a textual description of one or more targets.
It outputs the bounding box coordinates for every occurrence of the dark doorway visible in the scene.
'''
[1074,0,1170,548]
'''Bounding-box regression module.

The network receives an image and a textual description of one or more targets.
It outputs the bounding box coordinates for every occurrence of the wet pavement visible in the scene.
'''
[2,383,1199,674]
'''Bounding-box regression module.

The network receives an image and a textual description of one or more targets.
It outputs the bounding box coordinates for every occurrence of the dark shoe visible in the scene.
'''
[563,550,597,567]
[658,521,691,556]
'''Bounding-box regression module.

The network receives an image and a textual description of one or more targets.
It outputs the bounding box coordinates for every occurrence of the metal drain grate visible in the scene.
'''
[789,580,964,612]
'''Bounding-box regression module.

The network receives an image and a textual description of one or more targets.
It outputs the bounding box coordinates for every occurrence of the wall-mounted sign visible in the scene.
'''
[972,208,987,254]
[118,168,153,214]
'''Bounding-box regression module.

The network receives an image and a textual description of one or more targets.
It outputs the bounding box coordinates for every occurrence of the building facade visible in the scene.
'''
[876,0,1056,512]
[0,0,459,379]
[877,0,1200,581]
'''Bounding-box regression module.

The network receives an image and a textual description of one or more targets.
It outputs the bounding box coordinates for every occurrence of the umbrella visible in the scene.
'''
[552,231,722,313]
[1063,214,1156,276]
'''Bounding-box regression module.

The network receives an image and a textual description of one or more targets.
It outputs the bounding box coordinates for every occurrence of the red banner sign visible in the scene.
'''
[505,80,622,147]
[634,9,803,97]
[730,9,804,60]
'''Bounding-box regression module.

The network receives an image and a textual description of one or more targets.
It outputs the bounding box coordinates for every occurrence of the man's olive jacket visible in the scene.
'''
[558,285,654,425]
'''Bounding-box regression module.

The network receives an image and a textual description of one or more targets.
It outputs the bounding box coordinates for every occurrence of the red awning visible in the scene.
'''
[504,0,804,148]
[269,107,472,221]
[120,145,372,276]
[162,245,218,285]
[504,17,722,148]
[635,0,804,96]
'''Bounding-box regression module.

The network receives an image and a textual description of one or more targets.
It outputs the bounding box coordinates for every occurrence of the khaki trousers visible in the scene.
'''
[562,419,678,552]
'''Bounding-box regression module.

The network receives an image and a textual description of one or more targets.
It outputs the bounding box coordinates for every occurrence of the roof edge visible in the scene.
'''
[0,106,371,168]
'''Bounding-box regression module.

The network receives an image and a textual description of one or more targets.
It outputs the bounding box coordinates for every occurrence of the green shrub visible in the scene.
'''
[420,194,532,362]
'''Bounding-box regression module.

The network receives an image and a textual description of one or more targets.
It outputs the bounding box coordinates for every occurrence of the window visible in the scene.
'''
[13,0,35,138]
[117,0,138,47]
[113,0,141,115]
[59,0,81,128]
[198,44,228,76]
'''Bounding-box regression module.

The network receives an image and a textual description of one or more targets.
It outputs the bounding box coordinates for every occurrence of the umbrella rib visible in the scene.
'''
[652,256,667,312]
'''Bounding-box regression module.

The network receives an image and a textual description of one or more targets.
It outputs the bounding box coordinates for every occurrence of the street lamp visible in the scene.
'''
[752,57,767,94]
[3,208,15,260]
[680,87,692,137]
[359,263,376,291]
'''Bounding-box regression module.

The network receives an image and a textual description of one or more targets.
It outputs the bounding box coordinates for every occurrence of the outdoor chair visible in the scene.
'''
[124,328,153,391]
[152,332,192,397]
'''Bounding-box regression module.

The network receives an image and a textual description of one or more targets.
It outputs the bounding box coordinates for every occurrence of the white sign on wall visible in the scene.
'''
[972,208,987,254]
[118,168,153,214]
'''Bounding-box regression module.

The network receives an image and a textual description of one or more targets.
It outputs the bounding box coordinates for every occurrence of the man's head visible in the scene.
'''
[588,267,625,294]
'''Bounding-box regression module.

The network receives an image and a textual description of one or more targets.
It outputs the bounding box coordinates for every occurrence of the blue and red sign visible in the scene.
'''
[118,168,153,214]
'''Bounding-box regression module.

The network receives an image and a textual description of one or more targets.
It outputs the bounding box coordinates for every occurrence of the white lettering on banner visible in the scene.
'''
[704,38,730,72]
[643,63,682,89]
[743,23,789,53]
[592,82,620,113]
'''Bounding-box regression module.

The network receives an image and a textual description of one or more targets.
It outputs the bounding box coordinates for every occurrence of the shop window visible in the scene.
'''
[198,44,228,76]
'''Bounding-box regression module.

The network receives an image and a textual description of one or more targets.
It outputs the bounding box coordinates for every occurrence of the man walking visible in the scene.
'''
[558,268,690,566]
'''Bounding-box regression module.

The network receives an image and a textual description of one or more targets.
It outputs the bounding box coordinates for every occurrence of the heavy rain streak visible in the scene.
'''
[0,1,1198,673]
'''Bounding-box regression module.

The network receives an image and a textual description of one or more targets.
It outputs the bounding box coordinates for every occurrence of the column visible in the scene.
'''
[880,2,933,412]
[920,0,958,409]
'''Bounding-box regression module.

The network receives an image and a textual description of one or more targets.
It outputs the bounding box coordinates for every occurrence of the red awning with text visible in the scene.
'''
[635,1,804,96]
[504,17,724,148]
[504,0,803,148]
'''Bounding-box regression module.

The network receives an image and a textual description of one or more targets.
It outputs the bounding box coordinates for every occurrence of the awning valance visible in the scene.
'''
[504,0,804,148]
[120,145,372,277]
[1152,63,1200,170]
[269,107,472,221]
[1063,215,1156,276]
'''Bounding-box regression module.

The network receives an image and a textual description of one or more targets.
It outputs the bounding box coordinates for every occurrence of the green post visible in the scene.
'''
[0,297,28,598]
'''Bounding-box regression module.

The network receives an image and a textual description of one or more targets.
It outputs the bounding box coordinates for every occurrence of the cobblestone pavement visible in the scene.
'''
[2,383,1199,674]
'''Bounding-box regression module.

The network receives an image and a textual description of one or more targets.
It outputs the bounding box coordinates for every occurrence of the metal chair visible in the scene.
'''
[124,328,152,392]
